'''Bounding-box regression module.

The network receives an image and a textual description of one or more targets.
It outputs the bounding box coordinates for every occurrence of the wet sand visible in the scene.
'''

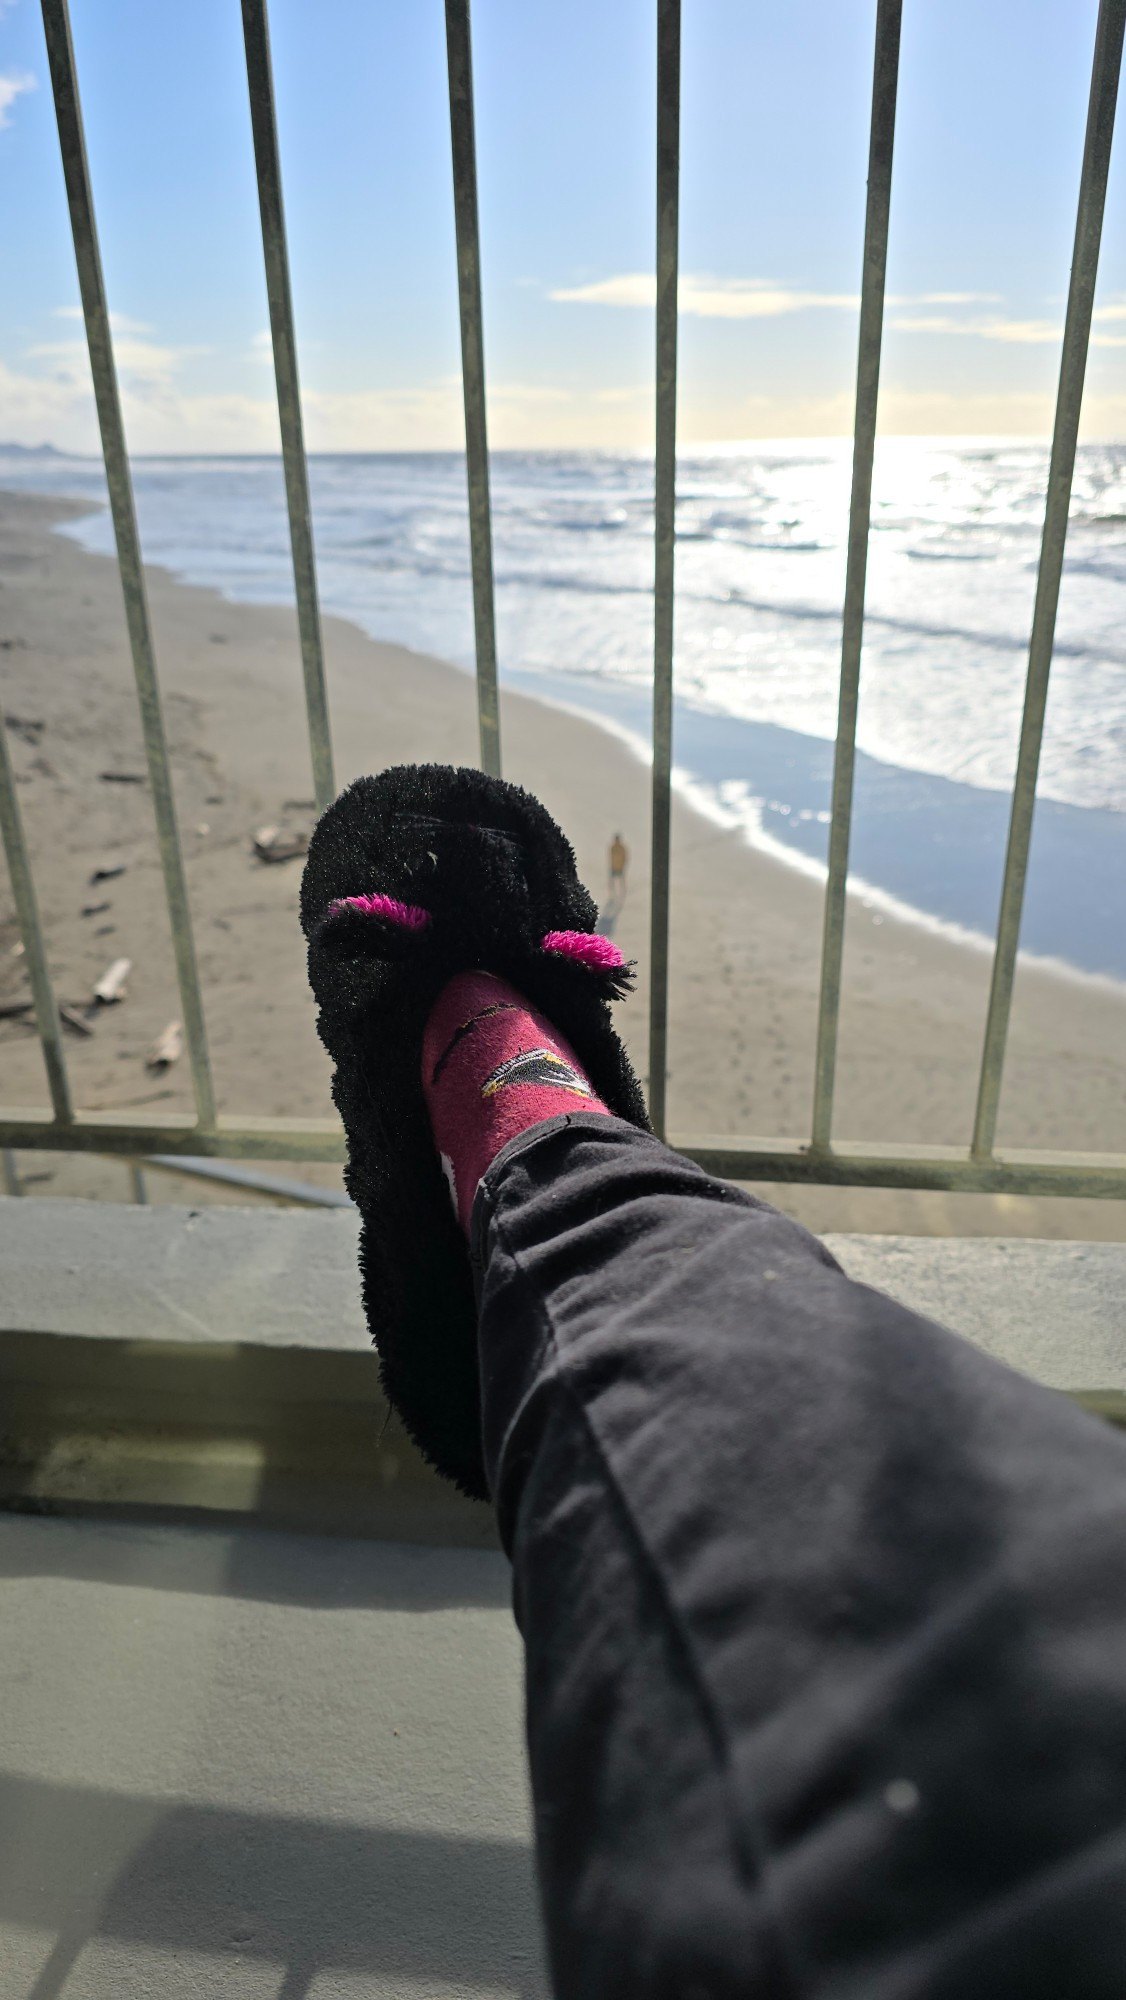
[2,488,1124,1238]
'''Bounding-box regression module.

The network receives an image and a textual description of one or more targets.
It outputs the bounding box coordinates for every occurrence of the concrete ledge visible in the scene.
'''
[2,1202,1124,1537]
[826,1233,1126,1418]
[0,1515,543,1997]
[0,1199,367,1348]
[0,1200,496,1543]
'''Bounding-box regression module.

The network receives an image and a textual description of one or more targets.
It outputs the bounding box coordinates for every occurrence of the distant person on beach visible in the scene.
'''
[603,831,628,934]
[305,765,1126,2000]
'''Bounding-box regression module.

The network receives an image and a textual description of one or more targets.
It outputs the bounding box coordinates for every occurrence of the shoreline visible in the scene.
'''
[509,676,1126,1002]
[40,479,1125,990]
[2,486,1125,1240]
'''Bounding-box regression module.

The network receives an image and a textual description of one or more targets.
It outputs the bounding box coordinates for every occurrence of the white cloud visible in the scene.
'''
[551,278,1013,321]
[5,299,1126,456]
[0,342,627,453]
[886,291,1002,306]
[888,315,962,334]
[0,351,280,455]
[891,310,1126,349]
[877,387,1126,440]
[1089,299,1126,341]
[0,68,35,128]
[889,313,1063,340]
[683,385,1126,443]
[52,305,154,337]
[891,312,1059,342]
[976,318,1063,344]
[28,335,199,388]
[550,273,653,308]
[6,360,1126,451]
[551,273,859,317]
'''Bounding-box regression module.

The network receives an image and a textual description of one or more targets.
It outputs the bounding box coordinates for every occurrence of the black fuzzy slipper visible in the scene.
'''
[300,763,650,1499]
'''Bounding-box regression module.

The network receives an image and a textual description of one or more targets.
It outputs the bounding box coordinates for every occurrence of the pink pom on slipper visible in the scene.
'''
[540,930,625,971]
[330,892,431,930]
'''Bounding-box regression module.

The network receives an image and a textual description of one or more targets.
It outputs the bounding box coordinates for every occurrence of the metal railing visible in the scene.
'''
[2,0,1125,1202]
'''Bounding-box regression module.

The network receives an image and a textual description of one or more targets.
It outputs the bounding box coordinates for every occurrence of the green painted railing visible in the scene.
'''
[2,0,1125,1202]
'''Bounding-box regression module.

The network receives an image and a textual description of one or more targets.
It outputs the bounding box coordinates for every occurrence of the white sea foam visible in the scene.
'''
[6,437,1126,811]
[524,679,1125,996]
[1,438,1123,977]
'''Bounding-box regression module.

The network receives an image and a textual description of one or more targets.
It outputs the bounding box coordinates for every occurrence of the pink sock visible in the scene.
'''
[422,971,611,1233]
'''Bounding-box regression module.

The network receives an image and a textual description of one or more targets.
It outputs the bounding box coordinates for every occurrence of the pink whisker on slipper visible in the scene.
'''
[331,893,431,930]
[540,930,625,971]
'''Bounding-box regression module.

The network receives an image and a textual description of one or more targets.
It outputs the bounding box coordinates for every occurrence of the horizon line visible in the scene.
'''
[5,432,1126,462]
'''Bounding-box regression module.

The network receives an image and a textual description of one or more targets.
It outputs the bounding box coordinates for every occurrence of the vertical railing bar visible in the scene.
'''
[444,0,502,779]
[972,0,1125,1159]
[809,0,902,1153]
[0,705,73,1124]
[2,1150,21,1197]
[647,0,681,1141]
[40,0,216,1127]
[240,0,335,815]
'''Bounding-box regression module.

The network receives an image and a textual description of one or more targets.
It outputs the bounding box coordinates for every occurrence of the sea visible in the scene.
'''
[2,439,1124,985]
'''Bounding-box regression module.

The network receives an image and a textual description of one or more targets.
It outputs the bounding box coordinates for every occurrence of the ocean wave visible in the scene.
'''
[506,667,1126,986]
[7,437,1126,869]
[903,546,995,563]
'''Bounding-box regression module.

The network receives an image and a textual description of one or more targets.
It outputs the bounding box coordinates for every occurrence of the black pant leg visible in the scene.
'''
[471,1114,1126,2000]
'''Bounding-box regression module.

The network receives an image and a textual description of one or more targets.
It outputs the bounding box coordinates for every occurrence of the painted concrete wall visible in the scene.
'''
[0,1517,546,1999]
[1,1199,1123,1994]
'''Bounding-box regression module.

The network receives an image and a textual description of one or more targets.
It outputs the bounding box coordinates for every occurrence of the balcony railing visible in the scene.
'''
[2,0,1125,1201]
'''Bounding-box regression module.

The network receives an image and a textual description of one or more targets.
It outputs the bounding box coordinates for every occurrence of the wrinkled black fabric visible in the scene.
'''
[471,1115,1126,2000]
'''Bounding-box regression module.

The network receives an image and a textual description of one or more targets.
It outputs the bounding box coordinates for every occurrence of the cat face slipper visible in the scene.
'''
[300,763,649,1499]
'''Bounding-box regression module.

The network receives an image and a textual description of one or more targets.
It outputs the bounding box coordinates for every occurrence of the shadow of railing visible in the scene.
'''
[1,1769,547,1999]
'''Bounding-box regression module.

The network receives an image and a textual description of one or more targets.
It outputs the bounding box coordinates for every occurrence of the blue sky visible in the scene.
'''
[2,0,1126,452]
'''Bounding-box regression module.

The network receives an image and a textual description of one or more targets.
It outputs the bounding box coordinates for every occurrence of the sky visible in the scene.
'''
[2,0,1126,454]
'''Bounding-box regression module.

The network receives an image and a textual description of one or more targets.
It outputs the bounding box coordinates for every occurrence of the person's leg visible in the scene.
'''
[471,1113,1126,2000]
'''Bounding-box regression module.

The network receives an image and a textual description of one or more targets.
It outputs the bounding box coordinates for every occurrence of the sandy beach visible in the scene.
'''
[1,487,1124,1239]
